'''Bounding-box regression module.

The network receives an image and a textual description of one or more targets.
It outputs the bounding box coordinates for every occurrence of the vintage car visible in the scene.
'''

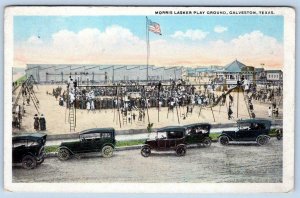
[183,123,212,147]
[218,119,272,146]
[12,133,47,169]
[141,126,187,157]
[57,128,116,160]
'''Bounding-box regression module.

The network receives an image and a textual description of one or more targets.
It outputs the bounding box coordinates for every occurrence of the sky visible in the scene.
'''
[14,15,284,69]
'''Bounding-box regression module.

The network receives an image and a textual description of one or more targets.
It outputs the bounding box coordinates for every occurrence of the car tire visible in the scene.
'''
[276,129,283,140]
[37,157,44,165]
[219,136,229,146]
[58,148,70,161]
[203,137,212,147]
[257,135,269,146]
[141,146,151,157]
[176,145,186,156]
[22,155,37,169]
[102,145,114,158]
[276,134,282,140]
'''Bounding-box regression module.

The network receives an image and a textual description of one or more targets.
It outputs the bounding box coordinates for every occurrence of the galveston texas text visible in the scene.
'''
[154,10,275,15]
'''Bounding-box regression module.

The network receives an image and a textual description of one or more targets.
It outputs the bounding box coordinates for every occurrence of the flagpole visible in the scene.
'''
[146,16,149,82]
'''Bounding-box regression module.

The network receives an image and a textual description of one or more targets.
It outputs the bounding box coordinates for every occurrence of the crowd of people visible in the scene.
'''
[47,75,283,124]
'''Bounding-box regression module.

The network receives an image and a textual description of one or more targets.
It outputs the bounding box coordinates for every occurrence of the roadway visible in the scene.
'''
[13,138,282,183]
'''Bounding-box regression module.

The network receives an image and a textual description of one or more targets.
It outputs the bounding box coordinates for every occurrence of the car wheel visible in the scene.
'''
[203,137,212,147]
[276,134,282,140]
[37,157,44,165]
[22,155,37,169]
[58,148,70,161]
[176,145,186,156]
[257,135,269,146]
[141,146,151,157]
[102,145,114,158]
[276,129,283,140]
[219,136,229,146]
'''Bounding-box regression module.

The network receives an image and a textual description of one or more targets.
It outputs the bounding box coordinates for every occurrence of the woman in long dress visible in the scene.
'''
[34,114,39,131]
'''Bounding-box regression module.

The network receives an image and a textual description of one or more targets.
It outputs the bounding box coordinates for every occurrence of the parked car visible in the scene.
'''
[183,123,212,147]
[218,119,272,146]
[57,128,116,160]
[141,126,187,157]
[12,133,47,169]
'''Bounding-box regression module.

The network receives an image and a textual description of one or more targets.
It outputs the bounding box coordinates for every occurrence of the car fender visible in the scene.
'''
[21,152,37,160]
[176,144,187,149]
[102,143,115,149]
[218,134,232,141]
[256,135,271,141]
[141,144,152,149]
[58,146,75,155]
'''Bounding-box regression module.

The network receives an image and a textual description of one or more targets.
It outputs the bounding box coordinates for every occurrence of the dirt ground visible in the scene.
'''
[12,138,282,183]
[13,84,283,134]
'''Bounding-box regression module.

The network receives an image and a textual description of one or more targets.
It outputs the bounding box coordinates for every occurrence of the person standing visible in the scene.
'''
[34,114,39,131]
[229,94,234,106]
[228,105,233,120]
[39,114,46,131]
[268,106,272,117]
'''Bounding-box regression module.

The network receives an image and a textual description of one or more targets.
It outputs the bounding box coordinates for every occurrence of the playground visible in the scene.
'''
[12,83,283,135]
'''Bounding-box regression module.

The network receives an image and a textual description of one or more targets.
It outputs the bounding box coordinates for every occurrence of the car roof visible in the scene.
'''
[237,118,272,125]
[79,128,115,135]
[157,126,185,132]
[13,133,47,141]
[183,123,211,128]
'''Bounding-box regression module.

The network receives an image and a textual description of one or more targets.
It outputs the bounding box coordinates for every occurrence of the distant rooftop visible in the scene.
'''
[224,60,247,72]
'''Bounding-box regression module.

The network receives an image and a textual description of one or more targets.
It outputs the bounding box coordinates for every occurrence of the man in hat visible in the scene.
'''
[39,114,46,131]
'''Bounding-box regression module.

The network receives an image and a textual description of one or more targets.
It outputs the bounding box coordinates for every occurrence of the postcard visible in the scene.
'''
[4,6,295,193]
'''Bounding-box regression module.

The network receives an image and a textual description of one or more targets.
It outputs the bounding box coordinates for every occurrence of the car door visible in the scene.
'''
[235,129,248,141]
[167,132,177,148]
[12,139,28,163]
[79,134,94,153]
[157,132,167,149]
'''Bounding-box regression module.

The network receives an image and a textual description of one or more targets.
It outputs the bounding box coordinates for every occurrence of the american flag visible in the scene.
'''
[148,19,162,35]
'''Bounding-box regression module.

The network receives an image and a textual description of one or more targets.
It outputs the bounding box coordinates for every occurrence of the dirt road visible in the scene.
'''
[12,138,282,183]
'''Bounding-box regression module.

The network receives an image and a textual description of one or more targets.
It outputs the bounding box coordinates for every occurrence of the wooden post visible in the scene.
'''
[117,85,122,128]
[211,107,215,122]
[237,86,239,118]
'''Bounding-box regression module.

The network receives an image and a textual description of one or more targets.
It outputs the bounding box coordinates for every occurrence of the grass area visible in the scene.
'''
[209,133,221,141]
[116,139,146,147]
[45,145,59,153]
[14,75,26,86]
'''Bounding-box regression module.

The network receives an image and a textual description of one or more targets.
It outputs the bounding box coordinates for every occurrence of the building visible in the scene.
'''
[25,64,184,84]
[215,60,255,84]
[265,70,283,81]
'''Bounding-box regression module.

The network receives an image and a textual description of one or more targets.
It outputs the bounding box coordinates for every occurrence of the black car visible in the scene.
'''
[218,119,272,146]
[183,123,212,147]
[141,126,187,157]
[57,128,116,160]
[12,133,47,169]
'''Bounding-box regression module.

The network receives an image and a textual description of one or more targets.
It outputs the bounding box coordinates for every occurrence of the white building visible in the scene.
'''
[266,70,283,81]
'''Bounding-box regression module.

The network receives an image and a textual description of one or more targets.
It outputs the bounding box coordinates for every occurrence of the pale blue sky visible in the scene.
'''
[14,15,283,44]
